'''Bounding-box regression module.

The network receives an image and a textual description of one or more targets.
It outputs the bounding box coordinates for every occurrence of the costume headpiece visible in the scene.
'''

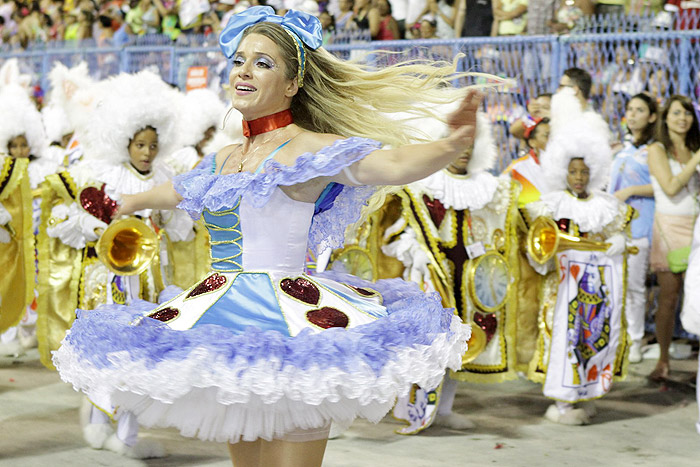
[523,116,545,140]
[469,112,498,173]
[0,84,46,157]
[219,6,323,88]
[540,88,612,192]
[176,88,228,148]
[76,71,178,165]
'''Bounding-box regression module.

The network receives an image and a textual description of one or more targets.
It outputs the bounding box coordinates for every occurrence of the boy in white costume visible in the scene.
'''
[524,90,634,425]
[383,114,522,433]
[40,71,194,458]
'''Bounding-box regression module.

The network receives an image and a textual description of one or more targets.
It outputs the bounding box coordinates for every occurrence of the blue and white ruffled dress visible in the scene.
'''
[54,137,470,443]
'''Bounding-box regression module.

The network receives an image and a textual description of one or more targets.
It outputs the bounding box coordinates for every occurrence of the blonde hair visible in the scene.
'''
[239,23,506,147]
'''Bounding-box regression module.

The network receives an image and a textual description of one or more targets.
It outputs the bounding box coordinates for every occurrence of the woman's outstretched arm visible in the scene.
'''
[117,181,183,216]
[340,89,483,186]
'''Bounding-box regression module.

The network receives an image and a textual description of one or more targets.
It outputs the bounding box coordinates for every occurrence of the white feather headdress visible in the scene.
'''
[389,100,497,172]
[47,62,94,109]
[0,85,46,157]
[176,88,228,148]
[468,112,498,173]
[0,59,32,91]
[76,71,178,164]
[540,89,612,192]
[43,62,96,143]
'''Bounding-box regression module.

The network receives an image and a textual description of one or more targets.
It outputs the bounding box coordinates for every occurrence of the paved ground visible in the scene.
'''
[1,348,699,467]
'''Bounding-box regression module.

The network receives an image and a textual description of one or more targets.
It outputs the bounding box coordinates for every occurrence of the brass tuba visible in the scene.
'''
[526,216,637,265]
[96,218,159,275]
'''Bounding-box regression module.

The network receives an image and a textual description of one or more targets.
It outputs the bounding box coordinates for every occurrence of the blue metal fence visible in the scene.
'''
[4,29,700,169]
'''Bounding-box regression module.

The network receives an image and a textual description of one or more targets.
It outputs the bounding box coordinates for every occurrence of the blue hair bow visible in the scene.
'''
[219,6,323,59]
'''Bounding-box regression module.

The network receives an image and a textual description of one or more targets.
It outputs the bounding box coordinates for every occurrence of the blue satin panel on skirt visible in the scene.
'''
[193,272,290,336]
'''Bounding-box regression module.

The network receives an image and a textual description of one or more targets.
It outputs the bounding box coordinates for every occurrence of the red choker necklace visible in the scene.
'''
[242,109,294,138]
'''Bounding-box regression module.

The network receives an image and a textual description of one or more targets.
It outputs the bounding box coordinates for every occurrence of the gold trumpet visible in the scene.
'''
[96,218,159,275]
[527,216,638,265]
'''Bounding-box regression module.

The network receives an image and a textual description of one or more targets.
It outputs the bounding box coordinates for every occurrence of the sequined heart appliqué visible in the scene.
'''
[148,307,180,323]
[306,307,349,329]
[347,284,377,297]
[473,312,498,344]
[79,185,119,224]
[280,277,320,305]
[186,273,228,299]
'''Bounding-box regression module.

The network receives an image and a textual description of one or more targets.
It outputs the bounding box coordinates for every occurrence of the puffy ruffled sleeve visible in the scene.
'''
[296,138,382,255]
[172,153,216,219]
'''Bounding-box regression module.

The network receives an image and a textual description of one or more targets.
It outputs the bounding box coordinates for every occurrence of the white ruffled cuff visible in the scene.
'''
[46,203,108,249]
[382,228,433,289]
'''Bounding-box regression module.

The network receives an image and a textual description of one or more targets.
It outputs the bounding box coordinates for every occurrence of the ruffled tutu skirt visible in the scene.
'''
[54,270,469,443]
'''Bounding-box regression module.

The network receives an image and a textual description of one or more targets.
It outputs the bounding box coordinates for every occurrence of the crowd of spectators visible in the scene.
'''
[0,0,241,48]
[1,0,696,170]
[0,0,696,50]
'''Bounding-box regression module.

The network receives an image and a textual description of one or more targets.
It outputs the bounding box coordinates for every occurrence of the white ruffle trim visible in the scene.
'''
[54,317,469,443]
[46,202,107,249]
[28,158,60,190]
[530,190,628,234]
[412,170,500,211]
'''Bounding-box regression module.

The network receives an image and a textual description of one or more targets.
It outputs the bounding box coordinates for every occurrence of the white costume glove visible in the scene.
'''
[382,228,434,291]
[0,202,10,225]
[526,253,552,276]
[605,233,626,257]
[0,202,10,243]
[46,203,108,249]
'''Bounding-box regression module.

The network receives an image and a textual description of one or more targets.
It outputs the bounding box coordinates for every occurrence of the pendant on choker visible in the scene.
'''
[242,109,294,137]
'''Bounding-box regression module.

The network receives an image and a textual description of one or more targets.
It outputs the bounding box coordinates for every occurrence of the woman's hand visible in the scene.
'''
[114,194,136,219]
[444,89,484,154]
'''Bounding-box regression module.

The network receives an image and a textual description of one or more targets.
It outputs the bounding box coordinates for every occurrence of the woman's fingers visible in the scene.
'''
[447,89,484,130]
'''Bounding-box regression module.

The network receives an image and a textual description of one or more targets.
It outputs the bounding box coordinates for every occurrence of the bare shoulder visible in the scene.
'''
[647,142,668,162]
[214,143,239,167]
[648,141,665,154]
[293,131,345,152]
[275,131,345,166]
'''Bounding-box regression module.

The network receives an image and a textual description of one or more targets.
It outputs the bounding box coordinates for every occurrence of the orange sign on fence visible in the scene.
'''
[186,66,208,91]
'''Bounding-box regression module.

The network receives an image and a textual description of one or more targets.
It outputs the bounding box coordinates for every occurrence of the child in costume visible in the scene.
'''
[0,84,58,357]
[41,62,94,169]
[607,93,658,364]
[502,115,551,371]
[0,152,33,358]
[524,89,634,425]
[383,113,521,434]
[54,7,481,466]
[41,71,193,458]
